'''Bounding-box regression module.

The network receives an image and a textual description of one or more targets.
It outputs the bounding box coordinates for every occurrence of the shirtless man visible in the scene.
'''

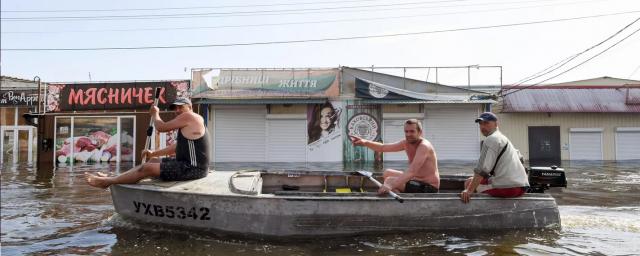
[350,119,439,194]
[85,98,210,188]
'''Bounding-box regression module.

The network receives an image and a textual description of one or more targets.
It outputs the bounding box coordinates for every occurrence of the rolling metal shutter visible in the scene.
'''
[616,127,640,160]
[214,107,266,162]
[383,119,408,161]
[423,105,480,160]
[266,118,307,162]
[569,128,603,160]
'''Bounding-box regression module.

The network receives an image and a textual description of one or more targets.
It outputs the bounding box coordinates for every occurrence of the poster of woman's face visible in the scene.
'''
[308,102,340,144]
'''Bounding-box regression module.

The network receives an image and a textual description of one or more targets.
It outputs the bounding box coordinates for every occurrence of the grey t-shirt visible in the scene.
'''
[474,130,529,188]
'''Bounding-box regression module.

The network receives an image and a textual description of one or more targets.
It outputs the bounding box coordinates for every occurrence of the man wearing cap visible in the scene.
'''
[460,112,529,203]
[86,97,210,188]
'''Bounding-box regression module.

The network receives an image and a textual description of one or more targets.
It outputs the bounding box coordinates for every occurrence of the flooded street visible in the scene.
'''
[1,161,639,255]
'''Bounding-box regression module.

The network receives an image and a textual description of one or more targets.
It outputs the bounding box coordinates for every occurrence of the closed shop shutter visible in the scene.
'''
[214,107,266,162]
[569,128,603,160]
[266,118,307,162]
[616,127,640,160]
[423,105,480,160]
[383,119,408,161]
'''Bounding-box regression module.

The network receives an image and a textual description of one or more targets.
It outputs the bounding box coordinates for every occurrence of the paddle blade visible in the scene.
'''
[356,170,373,178]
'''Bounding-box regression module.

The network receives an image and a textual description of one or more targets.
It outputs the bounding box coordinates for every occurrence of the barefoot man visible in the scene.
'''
[350,119,439,194]
[86,98,210,188]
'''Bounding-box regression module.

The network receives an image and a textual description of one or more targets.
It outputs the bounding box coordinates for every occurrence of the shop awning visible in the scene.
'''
[194,98,328,105]
[356,77,472,101]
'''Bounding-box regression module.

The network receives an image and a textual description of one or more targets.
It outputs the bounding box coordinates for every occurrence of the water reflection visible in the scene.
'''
[1,160,639,255]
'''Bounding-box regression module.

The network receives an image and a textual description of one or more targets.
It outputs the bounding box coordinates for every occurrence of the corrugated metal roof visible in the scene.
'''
[547,76,640,86]
[194,98,327,105]
[502,87,640,113]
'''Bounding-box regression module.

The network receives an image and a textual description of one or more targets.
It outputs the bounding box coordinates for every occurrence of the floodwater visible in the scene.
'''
[1,161,639,255]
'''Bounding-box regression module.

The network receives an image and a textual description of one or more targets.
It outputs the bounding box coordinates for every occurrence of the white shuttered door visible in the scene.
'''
[616,128,640,160]
[569,129,603,160]
[214,107,266,162]
[267,119,307,162]
[424,105,480,160]
[383,119,408,161]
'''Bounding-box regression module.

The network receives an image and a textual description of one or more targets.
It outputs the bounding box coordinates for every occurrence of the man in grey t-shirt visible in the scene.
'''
[460,112,529,203]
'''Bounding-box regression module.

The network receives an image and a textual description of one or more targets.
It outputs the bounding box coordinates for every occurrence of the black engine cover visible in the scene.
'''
[528,166,567,193]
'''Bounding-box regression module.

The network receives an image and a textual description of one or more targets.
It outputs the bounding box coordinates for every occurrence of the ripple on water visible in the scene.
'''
[560,205,640,232]
[558,205,640,255]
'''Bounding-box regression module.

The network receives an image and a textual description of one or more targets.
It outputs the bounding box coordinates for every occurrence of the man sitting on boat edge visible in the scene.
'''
[350,119,440,194]
[460,112,529,203]
[85,98,210,188]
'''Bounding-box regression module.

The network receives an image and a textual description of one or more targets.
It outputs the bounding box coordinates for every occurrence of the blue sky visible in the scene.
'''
[1,0,639,86]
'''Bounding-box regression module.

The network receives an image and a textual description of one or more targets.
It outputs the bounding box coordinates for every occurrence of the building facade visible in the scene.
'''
[497,77,640,163]
[35,80,190,167]
[1,76,41,164]
[191,67,493,163]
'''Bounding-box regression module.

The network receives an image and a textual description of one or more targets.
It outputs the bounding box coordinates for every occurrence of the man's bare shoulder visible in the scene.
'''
[177,112,200,121]
[419,139,435,151]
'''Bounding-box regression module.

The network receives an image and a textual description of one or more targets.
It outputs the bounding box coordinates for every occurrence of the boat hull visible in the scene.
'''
[110,171,560,238]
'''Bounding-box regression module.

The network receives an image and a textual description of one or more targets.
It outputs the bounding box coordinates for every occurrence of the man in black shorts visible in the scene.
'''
[351,119,440,194]
[86,98,210,188]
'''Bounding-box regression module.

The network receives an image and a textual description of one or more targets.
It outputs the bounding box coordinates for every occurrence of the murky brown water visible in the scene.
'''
[2,161,639,255]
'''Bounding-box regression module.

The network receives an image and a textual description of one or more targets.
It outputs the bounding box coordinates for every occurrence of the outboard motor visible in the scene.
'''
[527,165,567,193]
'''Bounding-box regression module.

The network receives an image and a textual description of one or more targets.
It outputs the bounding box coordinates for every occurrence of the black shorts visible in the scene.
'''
[159,158,207,181]
[404,180,439,193]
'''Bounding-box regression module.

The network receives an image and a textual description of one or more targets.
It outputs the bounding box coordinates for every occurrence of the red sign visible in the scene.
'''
[47,81,190,112]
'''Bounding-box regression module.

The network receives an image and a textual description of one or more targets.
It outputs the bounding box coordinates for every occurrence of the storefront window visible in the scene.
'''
[73,117,118,163]
[54,116,136,164]
[2,130,14,162]
[54,117,72,164]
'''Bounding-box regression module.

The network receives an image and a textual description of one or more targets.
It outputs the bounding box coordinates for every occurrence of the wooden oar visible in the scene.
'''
[356,170,404,203]
[141,87,162,163]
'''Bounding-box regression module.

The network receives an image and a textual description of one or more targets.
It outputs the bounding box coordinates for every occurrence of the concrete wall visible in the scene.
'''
[495,111,640,160]
[382,104,421,113]
[269,104,306,114]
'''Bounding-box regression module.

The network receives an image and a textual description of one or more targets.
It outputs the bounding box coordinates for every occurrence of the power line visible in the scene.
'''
[2,11,637,52]
[0,0,583,21]
[1,0,603,34]
[0,0,438,13]
[502,24,640,97]
[508,16,640,87]
[0,0,484,21]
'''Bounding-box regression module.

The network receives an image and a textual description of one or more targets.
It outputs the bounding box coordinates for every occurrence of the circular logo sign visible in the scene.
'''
[368,83,389,98]
[348,113,379,141]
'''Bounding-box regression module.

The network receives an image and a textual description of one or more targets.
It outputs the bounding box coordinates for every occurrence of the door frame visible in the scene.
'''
[527,126,561,166]
[0,125,35,164]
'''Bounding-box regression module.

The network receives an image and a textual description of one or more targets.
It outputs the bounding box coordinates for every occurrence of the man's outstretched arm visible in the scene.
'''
[350,135,404,152]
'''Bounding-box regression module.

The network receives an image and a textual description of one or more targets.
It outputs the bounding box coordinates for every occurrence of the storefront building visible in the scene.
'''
[36,80,190,167]
[497,77,640,163]
[191,67,492,164]
[1,76,41,164]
